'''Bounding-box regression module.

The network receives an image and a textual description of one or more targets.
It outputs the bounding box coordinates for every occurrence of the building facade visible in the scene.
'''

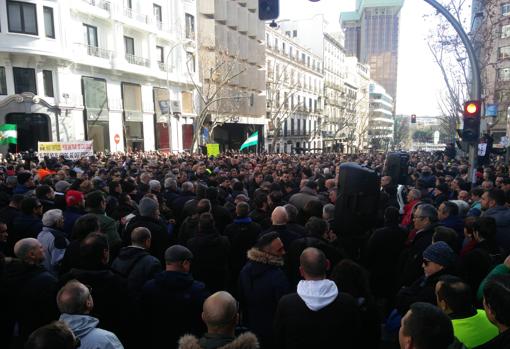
[340,0,403,102]
[197,0,266,151]
[265,27,324,153]
[368,81,394,150]
[471,0,510,141]
[0,0,199,153]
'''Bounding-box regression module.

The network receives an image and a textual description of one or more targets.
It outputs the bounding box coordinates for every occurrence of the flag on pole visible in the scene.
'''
[240,131,258,151]
[0,124,17,144]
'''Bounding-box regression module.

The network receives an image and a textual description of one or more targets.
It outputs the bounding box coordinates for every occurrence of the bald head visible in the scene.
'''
[300,247,328,279]
[202,291,238,331]
[271,206,288,226]
[14,238,43,264]
[131,227,151,247]
[56,280,92,315]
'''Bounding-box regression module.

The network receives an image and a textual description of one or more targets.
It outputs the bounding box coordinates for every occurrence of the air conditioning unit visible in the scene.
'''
[171,100,182,113]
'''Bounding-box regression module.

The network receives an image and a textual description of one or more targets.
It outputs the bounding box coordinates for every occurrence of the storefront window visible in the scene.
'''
[82,76,110,152]
[122,82,143,151]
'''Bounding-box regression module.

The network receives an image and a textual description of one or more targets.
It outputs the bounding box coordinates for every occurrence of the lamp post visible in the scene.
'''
[165,39,193,152]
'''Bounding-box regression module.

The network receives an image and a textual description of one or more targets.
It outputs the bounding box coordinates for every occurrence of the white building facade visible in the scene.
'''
[368,81,394,150]
[265,27,323,153]
[0,0,198,153]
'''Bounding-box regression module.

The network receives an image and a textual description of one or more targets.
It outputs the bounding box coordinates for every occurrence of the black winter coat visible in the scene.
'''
[238,248,290,349]
[59,267,128,340]
[2,260,58,345]
[274,291,361,349]
[398,224,436,287]
[125,215,174,265]
[141,271,209,349]
[187,230,230,293]
[111,246,162,301]
[365,224,407,298]
[263,225,301,251]
[11,214,43,243]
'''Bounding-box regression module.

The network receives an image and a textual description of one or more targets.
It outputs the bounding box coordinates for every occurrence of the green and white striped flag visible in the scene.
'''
[0,124,17,144]
[240,131,258,151]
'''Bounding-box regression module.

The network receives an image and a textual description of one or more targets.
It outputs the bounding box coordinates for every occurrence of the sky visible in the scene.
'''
[279,0,447,117]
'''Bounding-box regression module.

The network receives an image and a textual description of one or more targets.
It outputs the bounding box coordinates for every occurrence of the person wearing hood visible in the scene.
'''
[140,245,209,349]
[111,227,162,302]
[37,209,69,275]
[178,291,259,349]
[396,241,456,316]
[238,232,290,349]
[2,238,58,347]
[57,280,124,349]
[481,189,510,252]
[274,247,360,349]
[187,213,230,293]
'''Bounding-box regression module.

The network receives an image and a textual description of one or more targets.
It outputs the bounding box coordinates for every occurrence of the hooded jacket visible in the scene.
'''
[37,226,69,275]
[140,271,209,349]
[59,314,124,349]
[274,279,360,349]
[178,332,259,349]
[238,248,290,349]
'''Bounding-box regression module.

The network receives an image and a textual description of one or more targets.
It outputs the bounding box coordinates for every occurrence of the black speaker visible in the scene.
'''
[384,152,410,185]
[334,163,380,239]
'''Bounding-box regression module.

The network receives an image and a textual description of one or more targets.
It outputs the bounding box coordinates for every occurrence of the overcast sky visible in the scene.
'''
[279,0,446,117]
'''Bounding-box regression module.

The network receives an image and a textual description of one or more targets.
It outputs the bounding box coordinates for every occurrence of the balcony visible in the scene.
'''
[82,0,111,12]
[124,7,151,25]
[76,43,114,60]
[125,54,150,67]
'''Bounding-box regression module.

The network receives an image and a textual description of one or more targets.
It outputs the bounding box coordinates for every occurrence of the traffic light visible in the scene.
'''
[462,100,481,143]
[259,0,279,20]
[411,114,416,123]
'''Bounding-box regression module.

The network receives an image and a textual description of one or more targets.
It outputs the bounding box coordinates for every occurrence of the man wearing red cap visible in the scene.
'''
[63,190,86,237]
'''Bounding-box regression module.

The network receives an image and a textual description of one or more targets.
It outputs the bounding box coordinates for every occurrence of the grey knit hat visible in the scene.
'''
[423,241,455,267]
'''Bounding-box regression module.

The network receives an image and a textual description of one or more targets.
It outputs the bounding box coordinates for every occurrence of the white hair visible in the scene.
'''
[42,209,63,227]
[149,180,161,191]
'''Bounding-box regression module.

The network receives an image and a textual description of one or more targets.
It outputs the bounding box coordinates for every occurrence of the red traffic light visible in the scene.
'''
[464,100,481,117]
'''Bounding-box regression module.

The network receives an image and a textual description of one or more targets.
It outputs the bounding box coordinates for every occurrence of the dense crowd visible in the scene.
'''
[0,150,510,349]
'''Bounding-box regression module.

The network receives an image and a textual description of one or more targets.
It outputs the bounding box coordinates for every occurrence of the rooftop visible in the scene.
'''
[340,0,404,22]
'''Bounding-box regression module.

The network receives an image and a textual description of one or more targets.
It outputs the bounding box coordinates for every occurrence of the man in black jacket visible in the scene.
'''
[140,245,209,349]
[274,247,360,349]
[2,238,58,347]
[399,203,438,287]
[224,201,262,285]
[125,197,173,264]
[111,227,162,301]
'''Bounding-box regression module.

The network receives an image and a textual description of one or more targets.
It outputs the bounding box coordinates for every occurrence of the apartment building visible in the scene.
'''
[0,0,198,153]
[368,81,394,150]
[197,0,266,151]
[265,26,324,153]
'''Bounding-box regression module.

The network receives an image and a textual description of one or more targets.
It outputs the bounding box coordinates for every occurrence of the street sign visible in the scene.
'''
[114,134,120,144]
[486,104,498,117]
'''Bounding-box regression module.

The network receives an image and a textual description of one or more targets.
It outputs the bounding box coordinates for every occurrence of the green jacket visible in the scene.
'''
[90,211,121,247]
[452,309,498,348]
[477,264,510,301]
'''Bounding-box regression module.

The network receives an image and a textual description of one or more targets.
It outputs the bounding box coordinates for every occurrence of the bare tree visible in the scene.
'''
[393,114,410,149]
[186,51,248,152]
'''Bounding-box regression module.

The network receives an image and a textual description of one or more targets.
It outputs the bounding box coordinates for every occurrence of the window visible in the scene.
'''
[186,52,196,72]
[7,1,37,35]
[13,67,36,94]
[502,3,510,15]
[499,67,510,81]
[124,36,135,55]
[153,4,162,23]
[43,70,54,97]
[285,31,291,37]
[156,46,164,63]
[84,24,98,47]
[43,6,54,38]
[502,24,510,38]
[124,0,132,9]
[185,13,195,39]
[0,67,7,95]
[291,119,294,135]
[292,30,297,37]
[500,46,510,59]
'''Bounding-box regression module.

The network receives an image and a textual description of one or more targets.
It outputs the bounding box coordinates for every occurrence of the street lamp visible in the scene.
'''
[165,38,194,152]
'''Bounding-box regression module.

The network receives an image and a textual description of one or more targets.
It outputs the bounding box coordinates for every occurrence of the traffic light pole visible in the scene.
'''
[423,0,481,185]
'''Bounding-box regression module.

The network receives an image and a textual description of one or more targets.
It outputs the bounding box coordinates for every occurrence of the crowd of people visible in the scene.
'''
[0,150,510,349]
